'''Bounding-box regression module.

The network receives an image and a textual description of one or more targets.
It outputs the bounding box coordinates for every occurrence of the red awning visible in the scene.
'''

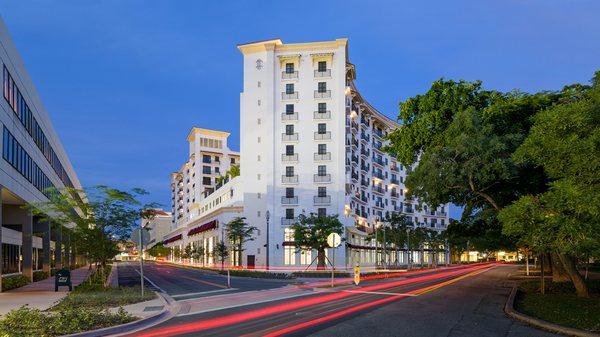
[187,220,218,236]
[163,234,182,245]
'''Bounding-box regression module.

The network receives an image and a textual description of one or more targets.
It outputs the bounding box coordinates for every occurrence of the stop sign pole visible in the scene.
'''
[327,233,341,288]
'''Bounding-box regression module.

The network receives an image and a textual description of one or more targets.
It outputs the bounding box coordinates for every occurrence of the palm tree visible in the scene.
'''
[226,217,257,267]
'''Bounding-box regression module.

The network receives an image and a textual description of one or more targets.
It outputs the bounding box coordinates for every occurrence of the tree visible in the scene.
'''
[146,243,170,259]
[291,214,344,269]
[182,244,193,262]
[369,213,413,268]
[172,246,182,262]
[499,72,600,298]
[213,241,229,270]
[190,244,205,265]
[226,217,257,267]
[28,186,158,271]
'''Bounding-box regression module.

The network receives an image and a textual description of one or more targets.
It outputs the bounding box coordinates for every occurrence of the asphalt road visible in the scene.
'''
[118,261,293,300]
[129,263,558,337]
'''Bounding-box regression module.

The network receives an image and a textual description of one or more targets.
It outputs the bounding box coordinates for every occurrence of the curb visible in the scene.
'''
[63,291,179,337]
[504,284,600,337]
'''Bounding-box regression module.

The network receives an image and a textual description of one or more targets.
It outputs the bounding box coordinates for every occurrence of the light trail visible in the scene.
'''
[134,263,495,337]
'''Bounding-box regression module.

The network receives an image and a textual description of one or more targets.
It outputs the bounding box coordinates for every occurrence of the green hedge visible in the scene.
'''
[218,269,292,279]
[1,275,30,291]
[292,271,350,278]
[33,271,49,282]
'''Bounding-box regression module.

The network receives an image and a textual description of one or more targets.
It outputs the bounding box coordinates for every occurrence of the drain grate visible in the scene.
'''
[143,305,164,312]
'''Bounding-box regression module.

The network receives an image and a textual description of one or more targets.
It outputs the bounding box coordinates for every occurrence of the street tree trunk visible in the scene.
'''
[550,252,570,282]
[557,254,589,298]
[238,243,243,268]
[317,248,326,270]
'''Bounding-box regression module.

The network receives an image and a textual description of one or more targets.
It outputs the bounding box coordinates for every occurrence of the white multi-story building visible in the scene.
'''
[160,38,449,271]
[0,17,83,290]
[238,38,450,270]
[142,209,172,247]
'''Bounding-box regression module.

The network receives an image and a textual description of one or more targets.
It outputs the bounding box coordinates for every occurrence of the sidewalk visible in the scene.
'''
[0,266,92,317]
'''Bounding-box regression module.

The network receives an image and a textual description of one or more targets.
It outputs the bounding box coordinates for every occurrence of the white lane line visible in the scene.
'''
[175,292,314,317]
[342,290,418,297]
[134,268,167,294]
[172,288,238,299]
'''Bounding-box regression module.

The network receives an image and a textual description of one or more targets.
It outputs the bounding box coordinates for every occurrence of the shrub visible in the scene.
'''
[52,286,155,311]
[33,271,49,282]
[292,271,350,278]
[0,306,135,337]
[218,269,292,279]
[1,275,30,291]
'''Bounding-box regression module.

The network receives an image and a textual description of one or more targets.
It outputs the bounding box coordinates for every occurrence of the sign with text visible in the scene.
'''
[55,269,72,291]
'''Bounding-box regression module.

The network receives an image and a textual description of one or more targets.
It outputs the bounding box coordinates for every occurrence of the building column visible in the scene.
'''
[54,223,62,270]
[0,185,4,292]
[22,211,33,281]
[42,220,51,274]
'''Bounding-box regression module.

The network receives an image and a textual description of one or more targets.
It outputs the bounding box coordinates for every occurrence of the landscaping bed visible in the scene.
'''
[515,279,600,333]
[218,269,292,279]
[0,265,156,337]
[1,275,30,292]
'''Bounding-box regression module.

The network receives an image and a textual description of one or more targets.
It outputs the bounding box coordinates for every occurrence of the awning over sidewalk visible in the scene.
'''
[163,234,182,245]
[187,220,218,236]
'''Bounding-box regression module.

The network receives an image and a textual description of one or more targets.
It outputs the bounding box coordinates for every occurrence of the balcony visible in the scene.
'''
[390,178,400,185]
[372,157,384,166]
[282,133,299,141]
[351,154,359,164]
[360,164,370,173]
[373,129,384,138]
[360,179,369,187]
[314,131,332,140]
[436,211,448,216]
[314,110,331,119]
[360,118,369,126]
[351,121,359,131]
[372,171,384,180]
[391,191,399,198]
[372,186,385,194]
[282,92,299,100]
[281,71,298,79]
[404,207,414,214]
[360,133,370,142]
[391,165,400,172]
[351,171,359,181]
[314,69,331,77]
[281,112,298,121]
[314,195,331,205]
[281,196,299,205]
[314,152,331,161]
[314,90,331,99]
[282,153,299,162]
[314,174,331,183]
[360,148,370,157]
[281,217,298,226]
[282,175,299,184]
[373,140,383,151]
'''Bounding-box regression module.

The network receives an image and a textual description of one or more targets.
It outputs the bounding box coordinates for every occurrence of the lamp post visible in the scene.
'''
[406,227,411,270]
[266,210,270,270]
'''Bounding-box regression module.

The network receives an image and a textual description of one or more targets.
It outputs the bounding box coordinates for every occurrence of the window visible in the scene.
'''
[258,99,261,106]
[257,174,261,180]
[286,145,294,155]
[285,187,294,198]
[214,156,220,162]
[258,137,261,143]
[257,118,261,125]
[318,82,327,93]
[317,123,327,134]
[257,211,261,217]
[258,81,261,87]
[202,155,211,163]
[318,186,327,197]
[202,166,211,174]
[286,83,294,94]
[285,208,294,219]
[286,166,294,177]
[284,228,295,265]
[317,208,326,217]
[318,102,326,113]
[257,155,261,161]
[285,124,294,135]
[300,249,312,265]
[318,61,327,72]
[285,63,294,74]
[202,177,211,185]
[318,144,327,154]
[231,158,236,164]
[318,165,326,176]
[286,104,294,114]
[257,192,261,199]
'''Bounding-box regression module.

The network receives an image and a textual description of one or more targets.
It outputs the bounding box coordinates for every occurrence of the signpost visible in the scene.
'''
[55,268,72,291]
[132,228,150,297]
[327,232,341,287]
[354,265,360,286]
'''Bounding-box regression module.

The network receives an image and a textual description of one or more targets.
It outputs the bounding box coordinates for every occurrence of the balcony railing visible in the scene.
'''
[314,110,331,119]
[361,118,369,126]
[314,131,331,140]
[282,153,299,162]
[281,71,298,79]
[372,171,384,179]
[390,178,400,185]
[281,217,298,226]
[282,175,299,184]
[391,192,399,198]
[282,92,299,100]
[373,129,384,138]
[404,208,414,214]
[372,157,384,166]
[351,171,359,180]
[351,121,359,131]
[314,195,331,204]
[314,90,331,99]
[281,112,298,121]
[360,148,370,157]
[314,69,331,77]
[360,133,370,142]
[351,155,359,163]
[314,152,331,161]
[391,165,400,172]
[314,174,331,183]
[282,133,299,141]
[360,179,369,187]
[436,211,448,216]
[372,186,385,194]
[281,196,299,205]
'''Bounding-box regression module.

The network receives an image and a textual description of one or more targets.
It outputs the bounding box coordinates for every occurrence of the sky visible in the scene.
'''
[0,1,599,218]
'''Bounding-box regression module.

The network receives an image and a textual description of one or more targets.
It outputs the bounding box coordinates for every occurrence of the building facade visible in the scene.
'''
[0,17,83,290]
[142,209,172,248]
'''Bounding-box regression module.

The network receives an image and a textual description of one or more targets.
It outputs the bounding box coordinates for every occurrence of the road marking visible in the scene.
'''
[342,290,418,297]
[172,288,238,299]
[134,268,167,294]
[178,275,229,289]
[175,291,314,317]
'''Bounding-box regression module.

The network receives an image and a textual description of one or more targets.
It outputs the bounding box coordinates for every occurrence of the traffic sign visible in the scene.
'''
[354,265,360,285]
[327,232,341,248]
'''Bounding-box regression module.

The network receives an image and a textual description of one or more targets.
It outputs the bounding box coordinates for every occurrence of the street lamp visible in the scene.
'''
[265,210,270,271]
[406,227,411,270]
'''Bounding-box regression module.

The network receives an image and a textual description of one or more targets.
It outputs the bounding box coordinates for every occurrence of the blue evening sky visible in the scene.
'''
[1,1,599,218]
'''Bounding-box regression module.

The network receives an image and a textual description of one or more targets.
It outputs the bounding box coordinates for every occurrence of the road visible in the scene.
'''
[123,263,558,337]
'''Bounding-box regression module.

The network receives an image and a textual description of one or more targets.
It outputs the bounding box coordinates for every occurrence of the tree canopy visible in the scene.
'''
[291,214,343,269]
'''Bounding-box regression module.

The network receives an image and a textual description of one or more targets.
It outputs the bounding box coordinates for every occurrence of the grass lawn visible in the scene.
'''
[515,279,600,332]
